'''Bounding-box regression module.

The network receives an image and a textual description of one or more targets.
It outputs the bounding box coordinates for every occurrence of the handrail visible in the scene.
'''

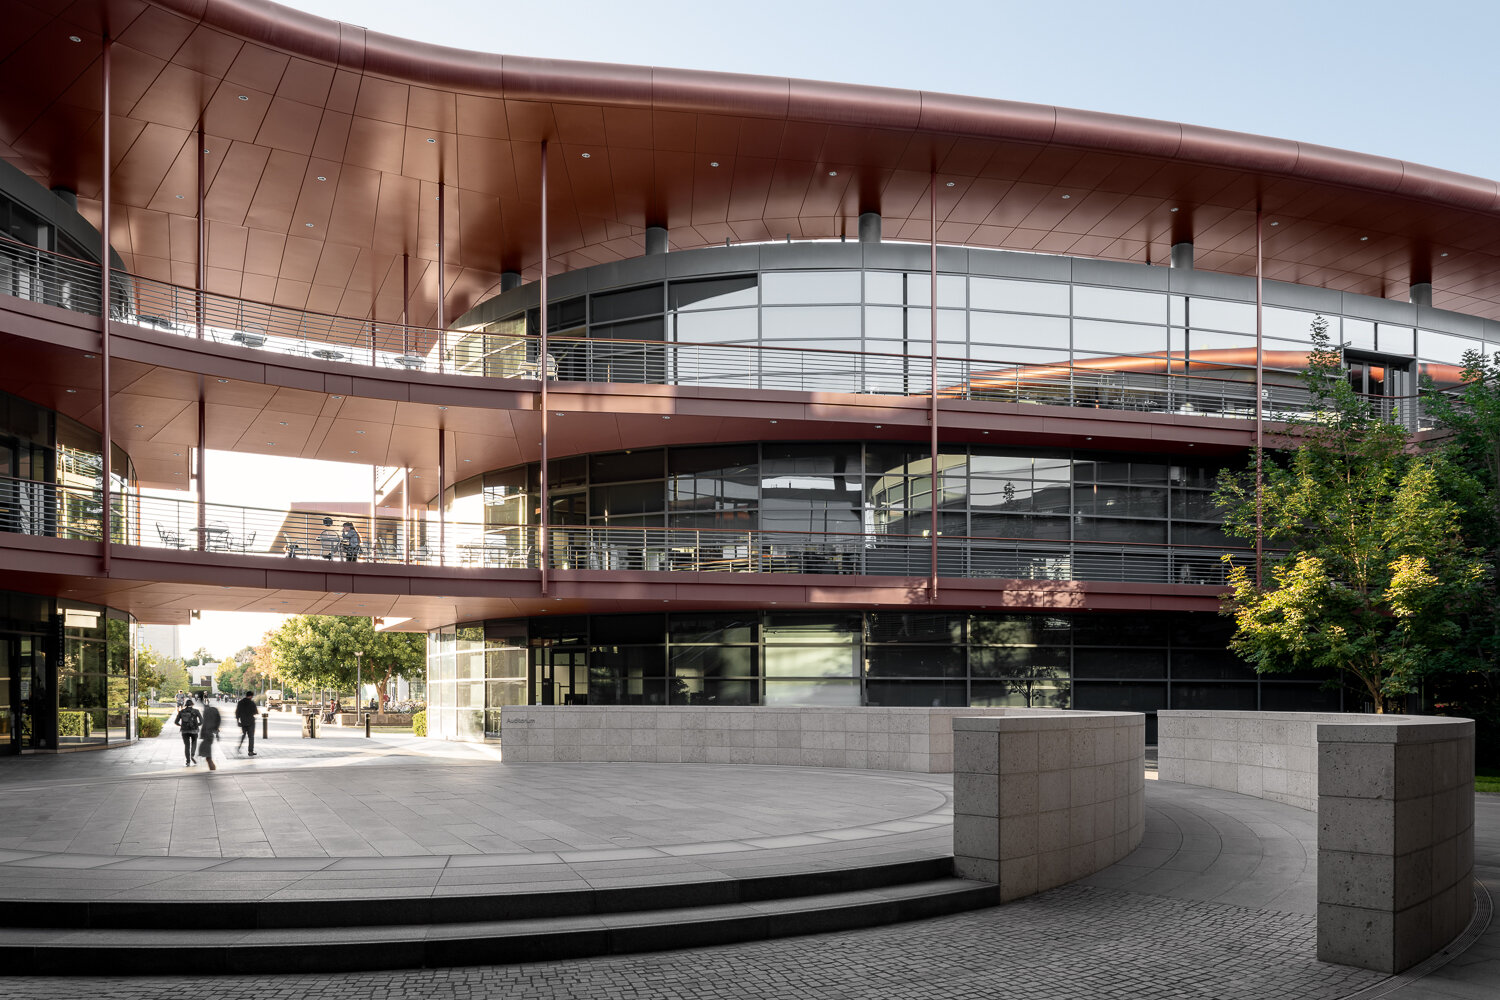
[0,474,1246,585]
[0,237,1439,428]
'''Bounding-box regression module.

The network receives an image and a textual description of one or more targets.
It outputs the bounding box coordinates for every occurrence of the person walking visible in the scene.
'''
[173,697,201,766]
[235,689,259,756]
[198,695,223,772]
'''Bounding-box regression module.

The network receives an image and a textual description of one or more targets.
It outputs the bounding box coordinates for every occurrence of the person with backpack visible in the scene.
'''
[174,697,202,766]
[198,695,223,772]
[235,690,259,756]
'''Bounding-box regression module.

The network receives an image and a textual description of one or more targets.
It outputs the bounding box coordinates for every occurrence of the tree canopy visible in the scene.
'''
[1214,317,1488,712]
[264,616,425,700]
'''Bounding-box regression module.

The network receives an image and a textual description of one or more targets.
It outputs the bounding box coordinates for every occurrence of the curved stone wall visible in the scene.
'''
[1158,710,1476,974]
[951,710,1145,902]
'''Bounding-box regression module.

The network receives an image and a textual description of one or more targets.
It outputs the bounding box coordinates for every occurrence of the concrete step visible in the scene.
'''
[0,856,953,930]
[0,877,999,975]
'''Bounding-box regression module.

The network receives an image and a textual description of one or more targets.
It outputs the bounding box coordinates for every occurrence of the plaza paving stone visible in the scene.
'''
[0,711,1494,998]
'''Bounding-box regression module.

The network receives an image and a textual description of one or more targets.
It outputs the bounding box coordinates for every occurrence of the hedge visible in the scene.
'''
[57,711,93,738]
[138,716,164,738]
[411,710,427,737]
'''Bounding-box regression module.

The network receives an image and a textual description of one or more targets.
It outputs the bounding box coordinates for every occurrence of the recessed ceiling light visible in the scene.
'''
[305,222,315,228]
[662,415,670,420]
[1360,236,1369,241]
[349,450,357,454]
[332,395,342,399]
[217,378,228,383]
[83,354,95,359]
[1441,252,1450,257]
[710,161,719,167]
[173,452,181,457]
[426,137,436,144]
[945,181,955,187]
[174,472,182,476]
[1169,207,1179,213]
[68,35,81,42]
[1270,221,1280,226]
[65,388,76,393]
[175,194,184,199]
[316,175,327,181]
[236,95,249,102]
[1061,194,1071,200]
[464,458,471,462]
[267,441,275,445]
[279,421,288,425]
[769,419,777,424]
[134,423,143,428]
[438,405,447,410]
[828,170,837,176]
[355,430,365,434]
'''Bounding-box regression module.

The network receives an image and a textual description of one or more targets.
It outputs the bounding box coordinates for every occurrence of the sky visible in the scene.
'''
[174,0,1500,656]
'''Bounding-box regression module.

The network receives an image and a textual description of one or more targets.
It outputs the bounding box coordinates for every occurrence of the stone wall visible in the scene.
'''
[1316,718,1476,973]
[951,711,1145,902]
[498,706,1014,772]
[1158,710,1475,975]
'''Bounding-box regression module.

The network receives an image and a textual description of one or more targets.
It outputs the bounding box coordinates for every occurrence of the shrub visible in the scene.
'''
[411,710,427,737]
[57,711,92,738]
[138,715,164,738]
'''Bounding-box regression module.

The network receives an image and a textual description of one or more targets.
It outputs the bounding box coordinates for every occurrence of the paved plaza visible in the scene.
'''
[0,715,1494,998]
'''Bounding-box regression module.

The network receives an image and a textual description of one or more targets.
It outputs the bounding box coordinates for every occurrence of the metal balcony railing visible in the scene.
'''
[0,475,1244,585]
[0,236,1438,428]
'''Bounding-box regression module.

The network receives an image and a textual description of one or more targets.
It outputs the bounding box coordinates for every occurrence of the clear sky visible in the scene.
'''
[285,0,1498,181]
[178,0,1498,657]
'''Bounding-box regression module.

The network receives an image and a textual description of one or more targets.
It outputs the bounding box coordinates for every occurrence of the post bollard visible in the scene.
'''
[262,713,269,740]
[365,715,371,738]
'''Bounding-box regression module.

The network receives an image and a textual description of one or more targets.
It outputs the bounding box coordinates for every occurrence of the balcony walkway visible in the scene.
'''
[1,713,1494,996]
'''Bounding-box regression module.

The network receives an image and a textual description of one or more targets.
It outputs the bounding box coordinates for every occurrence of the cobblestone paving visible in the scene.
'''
[0,884,1383,999]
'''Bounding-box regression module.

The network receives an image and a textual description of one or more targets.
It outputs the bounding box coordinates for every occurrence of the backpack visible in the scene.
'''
[176,706,201,733]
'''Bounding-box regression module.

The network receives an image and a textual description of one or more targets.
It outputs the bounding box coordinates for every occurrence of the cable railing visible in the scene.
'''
[0,236,1437,427]
[1,475,1244,585]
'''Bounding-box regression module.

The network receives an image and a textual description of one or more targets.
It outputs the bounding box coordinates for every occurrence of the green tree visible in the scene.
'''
[137,645,169,697]
[215,656,247,696]
[1215,316,1486,712]
[265,616,424,703]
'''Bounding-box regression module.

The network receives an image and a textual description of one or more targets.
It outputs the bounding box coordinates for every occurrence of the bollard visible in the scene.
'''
[365,715,371,738]
[262,713,269,740]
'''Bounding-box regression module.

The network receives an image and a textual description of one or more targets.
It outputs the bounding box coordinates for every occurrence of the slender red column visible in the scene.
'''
[195,118,207,550]
[539,141,550,594]
[401,252,410,356]
[928,175,939,602]
[438,428,446,566]
[196,121,205,340]
[1254,210,1264,586]
[196,387,206,551]
[99,37,113,571]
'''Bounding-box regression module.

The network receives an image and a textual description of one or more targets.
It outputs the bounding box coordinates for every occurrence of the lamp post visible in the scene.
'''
[354,650,363,723]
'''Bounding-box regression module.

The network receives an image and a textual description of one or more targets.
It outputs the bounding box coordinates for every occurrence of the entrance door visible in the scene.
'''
[533,648,589,706]
[0,640,15,755]
[1346,351,1415,427]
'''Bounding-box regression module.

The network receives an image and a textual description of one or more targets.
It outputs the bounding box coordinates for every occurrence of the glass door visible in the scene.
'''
[0,640,15,755]
[533,648,589,706]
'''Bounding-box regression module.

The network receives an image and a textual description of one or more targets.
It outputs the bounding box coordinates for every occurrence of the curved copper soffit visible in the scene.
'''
[148,0,1500,216]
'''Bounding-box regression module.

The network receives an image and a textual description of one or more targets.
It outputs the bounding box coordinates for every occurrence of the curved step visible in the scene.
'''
[0,877,998,975]
[0,856,952,931]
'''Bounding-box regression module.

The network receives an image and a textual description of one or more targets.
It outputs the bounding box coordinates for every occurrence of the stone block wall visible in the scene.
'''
[1316,718,1476,973]
[498,706,1014,772]
[1157,709,1353,811]
[952,711,1145,902]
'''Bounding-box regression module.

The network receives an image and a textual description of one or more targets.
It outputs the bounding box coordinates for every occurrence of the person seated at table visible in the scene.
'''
[339,521,361,561]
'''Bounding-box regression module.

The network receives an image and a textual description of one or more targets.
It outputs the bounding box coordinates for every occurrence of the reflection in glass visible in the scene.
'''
[762,271,861,304]
[970,277,1070,315]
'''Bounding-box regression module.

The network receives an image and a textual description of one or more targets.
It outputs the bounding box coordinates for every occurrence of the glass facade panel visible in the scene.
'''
[1074,287,1165,324]
[969,277,1070,315]
[762,271,861,304]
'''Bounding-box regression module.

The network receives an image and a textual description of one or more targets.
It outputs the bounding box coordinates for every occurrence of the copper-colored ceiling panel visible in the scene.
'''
[203,139,270,225]
[342,113,403,175]
[455,93,507,138]
[308,108,351,162]
[243,146,306,231]
[253,95,322,155]
[352,73,408,126]
[275,55,333,107]
[202,81,272,143]
[223,41,288,95]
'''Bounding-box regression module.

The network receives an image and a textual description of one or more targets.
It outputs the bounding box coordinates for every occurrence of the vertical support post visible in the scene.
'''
[436,181,446,376]
[539,141,550,595]
[370,463,378,561]
[1254,209,1264,587]
[196,120,205,340]
[438,428,447,566]
[100,36,114,571]
[197,389,206,551]
[401,252,410,356]
[402,465,411,564]
[928,174,939,603]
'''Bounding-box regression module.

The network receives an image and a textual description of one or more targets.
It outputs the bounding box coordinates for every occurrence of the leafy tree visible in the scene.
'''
[1215,316,1487,712]
[265,616,424,703]
[215,657,247,696]
[137,645,169,697]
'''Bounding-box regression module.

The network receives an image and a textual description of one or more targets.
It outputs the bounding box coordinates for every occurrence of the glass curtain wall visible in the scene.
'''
[1,592,135,752]
[423,609,1344,743]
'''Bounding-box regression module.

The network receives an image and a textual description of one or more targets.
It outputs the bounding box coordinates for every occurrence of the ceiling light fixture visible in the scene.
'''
[1441,252,1450,257]
[217,378,228,383]
[426,137,436,144]
[279,421,288,426]
[236,95,249,101]
[305,222,315,227]
[1270,221,1280,226]
[1360,236,1369,241]
[946,181,955,187]
[355,430,365,434]
[134,423,143,428]
[581,152,591,158]
[828,170,837,176]
[68,35,81,42]
[349,450,357,454]
[175,194,184,199]
[83,354,95,359]
[1169,207,1179,213]
[332,395,343,399]
[1061,194,1071,199]
[316,175,327,181]
[65,388,76,393]
[438,405,447,410]
[710,161,719,167]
